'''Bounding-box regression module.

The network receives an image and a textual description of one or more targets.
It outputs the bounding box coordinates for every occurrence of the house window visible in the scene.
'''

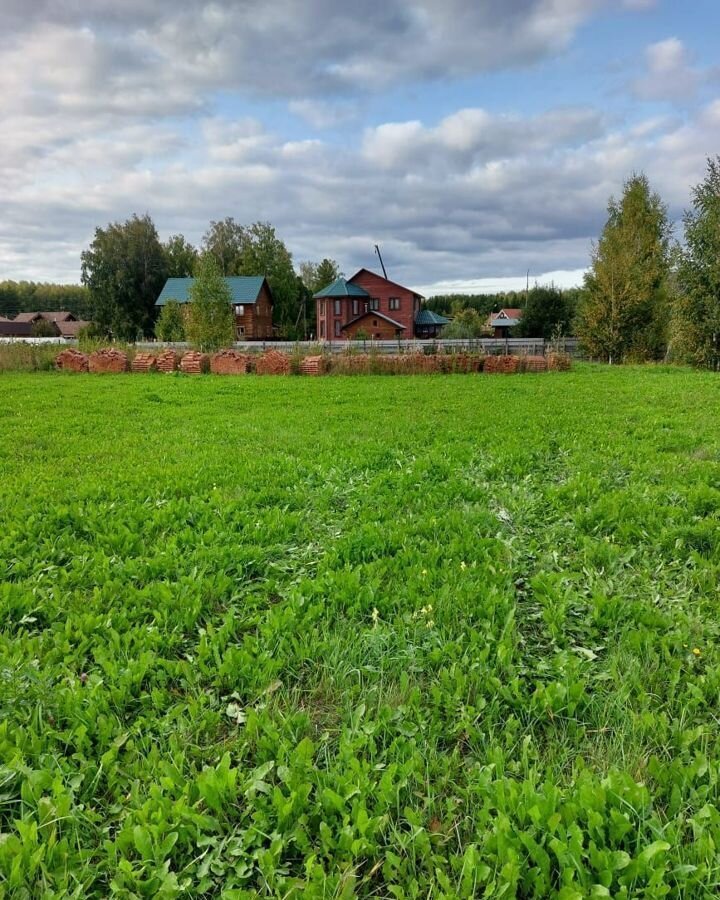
[319,301,325,316]
[334,300,341,315]
[373,319,378,327]
[352,299,359,316]
[335,320,341,337]
[236,325,245,338]
[320,321,325,338]
[389,297,400,311]
[370,298,380,310]
[235,304,245,316]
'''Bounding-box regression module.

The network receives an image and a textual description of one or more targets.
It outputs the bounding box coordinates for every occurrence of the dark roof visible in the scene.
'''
[415,309,450,326]
[348,268,425,299]
[313,277,370,299]
[58,320,90,337]
[13,311,43,323]
[0,321,34,336]
[156,276,269,306]
[341,310,407,331]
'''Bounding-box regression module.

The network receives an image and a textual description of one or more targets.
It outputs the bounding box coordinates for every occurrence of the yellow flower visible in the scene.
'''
[693,647,701,657]
[460,561,467,571]
[426,604,432,612]
[421,569,428,577]
[372,607,379,627]
[426,619,434,628]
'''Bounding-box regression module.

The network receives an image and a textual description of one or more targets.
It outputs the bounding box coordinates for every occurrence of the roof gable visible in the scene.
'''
[156,276,269,306]
[341,310,407,330]
[348,268,424,299]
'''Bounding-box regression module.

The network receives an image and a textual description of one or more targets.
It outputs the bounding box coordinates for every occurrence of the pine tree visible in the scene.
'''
[577,174,671,362]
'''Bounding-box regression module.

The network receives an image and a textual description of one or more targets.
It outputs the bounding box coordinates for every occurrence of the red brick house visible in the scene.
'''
[156,276,273,340]
[314,269,426,340]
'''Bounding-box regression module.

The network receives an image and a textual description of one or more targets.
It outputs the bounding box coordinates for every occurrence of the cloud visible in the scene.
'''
[0,0,708,293]
[632,37,709,103]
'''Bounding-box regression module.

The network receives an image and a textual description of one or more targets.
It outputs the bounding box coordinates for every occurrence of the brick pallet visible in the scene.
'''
[547,352,572,371]
[89,348,129,373]
[56,348,89,372]
[131,352,157,373]
[210,350,249,375]
[523,355,548,373]
[180,351,209,374]
[156,350,178,373]
[255,350,291,375]
[484,355,520,374]
[298,355,326,375]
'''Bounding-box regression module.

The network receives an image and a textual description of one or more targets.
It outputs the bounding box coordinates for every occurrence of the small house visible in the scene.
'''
[155,277,274,340]
[487,308,522,338]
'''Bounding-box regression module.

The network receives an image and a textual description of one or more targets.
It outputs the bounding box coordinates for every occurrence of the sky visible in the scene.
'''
[1,0,719,296]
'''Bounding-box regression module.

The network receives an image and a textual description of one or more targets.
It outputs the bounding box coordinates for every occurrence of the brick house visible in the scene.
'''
[156,276,273,340]
[11,310,91,338]
[314,269,431,340]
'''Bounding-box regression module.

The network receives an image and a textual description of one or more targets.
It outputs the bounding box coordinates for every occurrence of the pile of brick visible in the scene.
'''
[255,350,291,375]
[547,352,572,371]
[299,355,327,375]
[156,350,179,373]
[89,348,129,373]
[210,350,249,375]
[523,355,548,373]
[56,348,89,372]
[131,352,157,373]
[484,355,520,374]
[180,351,209,374]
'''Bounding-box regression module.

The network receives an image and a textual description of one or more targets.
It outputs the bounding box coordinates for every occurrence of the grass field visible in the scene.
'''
[2,366,720,898]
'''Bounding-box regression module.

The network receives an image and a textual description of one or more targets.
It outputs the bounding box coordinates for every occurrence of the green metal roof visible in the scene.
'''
[415,308,450,326]
[156,276,266,306]
[313,277,370,299]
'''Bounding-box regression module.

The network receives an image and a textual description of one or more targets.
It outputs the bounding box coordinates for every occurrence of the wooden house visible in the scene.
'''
[156,277,273,340]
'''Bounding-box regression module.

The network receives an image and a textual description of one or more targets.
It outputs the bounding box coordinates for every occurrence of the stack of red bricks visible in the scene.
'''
[131,352,157,373]
[210,350,249,375]
[255,350,291,375]
[298,355,327,375]
[180,351,209,374]
[547,352,572,371]
[484,355,520,374]
[523,355,548,373]
[89,348,129,373]
[56,348,89,372]
[156,350,178,373]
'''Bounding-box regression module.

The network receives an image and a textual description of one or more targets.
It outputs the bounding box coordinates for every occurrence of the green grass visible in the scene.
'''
[1,365,720,898]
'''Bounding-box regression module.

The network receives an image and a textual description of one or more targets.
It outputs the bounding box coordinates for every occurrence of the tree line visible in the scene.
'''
[0,281,91,320]
[79,214,340,341]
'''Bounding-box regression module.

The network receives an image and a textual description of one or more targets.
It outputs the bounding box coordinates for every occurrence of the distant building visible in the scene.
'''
[314,268,443,340]
[9,311,91,339]
[487,308,523,338]
[156,276,273,340]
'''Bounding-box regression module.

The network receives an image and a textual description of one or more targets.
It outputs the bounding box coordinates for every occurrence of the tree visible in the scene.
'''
[201,218,246,275]
[31,318,58,337]
[155,300,186,342]
[185,254,235,351]
[670,157,720,368]
[299,258,342,295]
[81,213,167,340]
[163,235,198,277]
[440,308,486,338]
[242,222,301,337]
[577,174,671,363]
[516,285,572,338]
